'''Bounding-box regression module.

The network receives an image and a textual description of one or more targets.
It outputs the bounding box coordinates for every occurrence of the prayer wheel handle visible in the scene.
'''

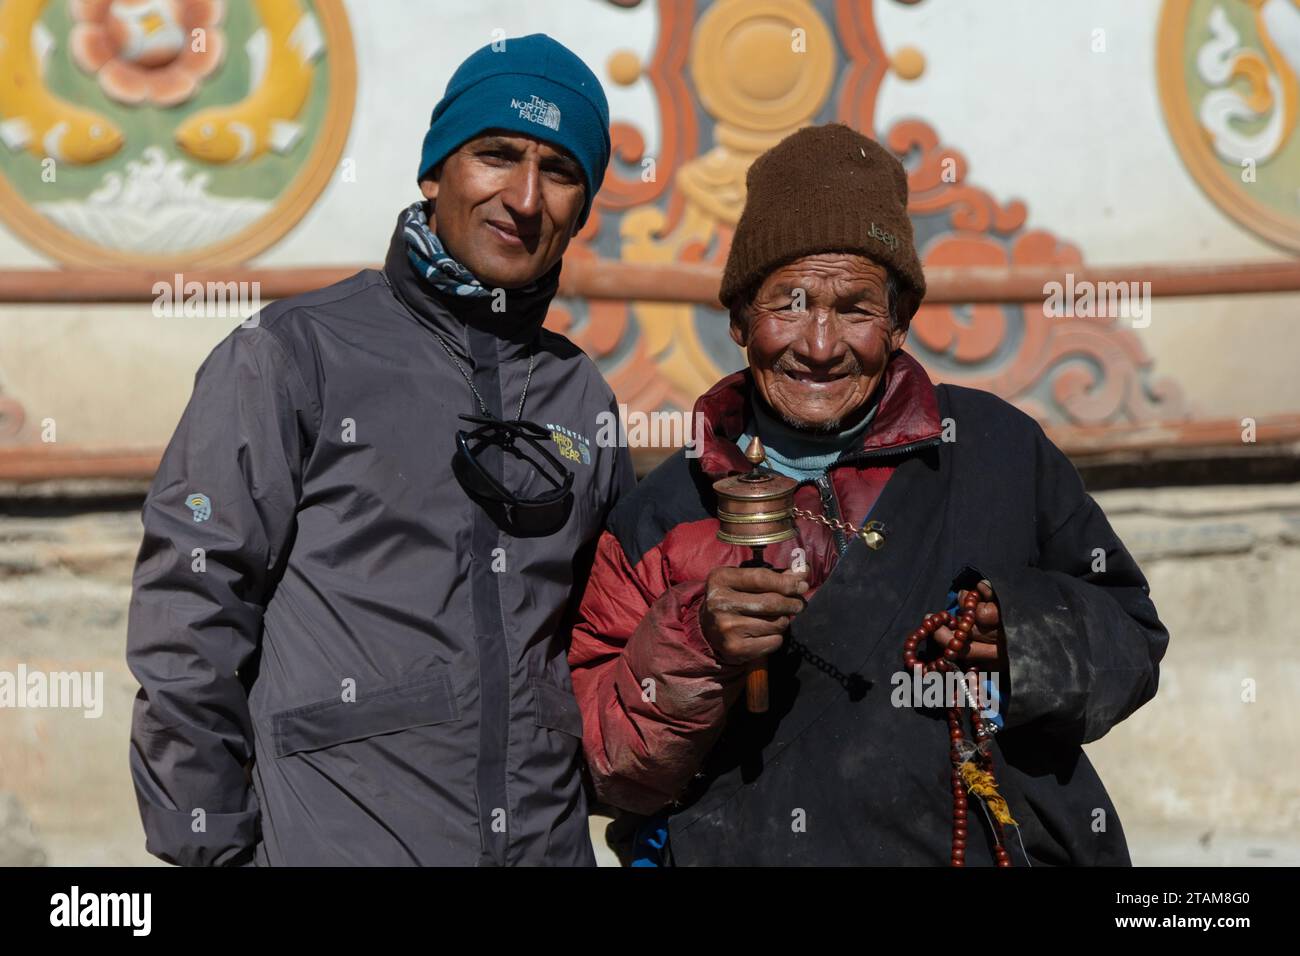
[712,437,798,714]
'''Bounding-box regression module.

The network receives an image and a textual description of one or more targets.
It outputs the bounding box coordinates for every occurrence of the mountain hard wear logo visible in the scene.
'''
[185,493,212,522]
[545,423,591,465]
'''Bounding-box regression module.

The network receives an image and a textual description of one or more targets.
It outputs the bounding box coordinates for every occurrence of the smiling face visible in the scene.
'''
[419,130,587,290]
[730,252,908,432]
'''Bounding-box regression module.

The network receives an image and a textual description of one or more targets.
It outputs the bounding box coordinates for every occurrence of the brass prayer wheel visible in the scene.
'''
[712,437,798,714]
[713,437,798,547]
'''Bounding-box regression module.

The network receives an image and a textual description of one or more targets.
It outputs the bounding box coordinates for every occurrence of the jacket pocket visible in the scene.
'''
[271,670,459,758]
[531,677,583,738]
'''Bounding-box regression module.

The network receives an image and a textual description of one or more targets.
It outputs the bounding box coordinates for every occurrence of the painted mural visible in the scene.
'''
[0,0,1197,448]
[1158,0,1300,255]
[0,0,355,267]
[549,0,1187,428]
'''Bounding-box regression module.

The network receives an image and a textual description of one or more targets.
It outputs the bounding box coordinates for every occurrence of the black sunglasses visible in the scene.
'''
[452,414,575,535]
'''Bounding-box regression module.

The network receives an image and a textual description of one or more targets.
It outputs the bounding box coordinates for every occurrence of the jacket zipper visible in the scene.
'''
[839,435,943,465]
[813,473,850,556]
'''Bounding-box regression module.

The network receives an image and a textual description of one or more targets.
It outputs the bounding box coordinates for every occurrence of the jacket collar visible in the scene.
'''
[381,203,562,362]
[694,349,943,479]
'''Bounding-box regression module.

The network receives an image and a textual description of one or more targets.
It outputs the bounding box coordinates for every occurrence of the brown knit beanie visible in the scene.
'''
[719,123,926,318]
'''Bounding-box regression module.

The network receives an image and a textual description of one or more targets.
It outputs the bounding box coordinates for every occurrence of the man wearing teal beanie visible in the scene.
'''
[127,33,633,867]
[419,33,611,228]
[413,32,611,292]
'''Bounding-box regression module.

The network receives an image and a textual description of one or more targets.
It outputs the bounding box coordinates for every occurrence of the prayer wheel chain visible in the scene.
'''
[790,506,886,548]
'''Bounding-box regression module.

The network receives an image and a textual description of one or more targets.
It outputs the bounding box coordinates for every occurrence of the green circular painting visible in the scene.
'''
[0,0,355,267]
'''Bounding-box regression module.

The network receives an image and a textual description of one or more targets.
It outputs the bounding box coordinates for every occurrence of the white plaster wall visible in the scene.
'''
[0,0,1297,446]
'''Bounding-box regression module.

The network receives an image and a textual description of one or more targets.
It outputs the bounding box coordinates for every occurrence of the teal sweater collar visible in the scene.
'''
[736,391,879,483]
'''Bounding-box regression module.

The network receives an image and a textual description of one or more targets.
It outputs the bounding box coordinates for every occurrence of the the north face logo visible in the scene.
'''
[510,95,561,131]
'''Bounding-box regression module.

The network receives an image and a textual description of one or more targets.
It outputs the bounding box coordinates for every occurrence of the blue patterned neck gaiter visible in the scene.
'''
[400,200,540,299]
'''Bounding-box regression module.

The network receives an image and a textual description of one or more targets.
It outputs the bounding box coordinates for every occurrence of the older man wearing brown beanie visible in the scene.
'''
[567,123,1168,866]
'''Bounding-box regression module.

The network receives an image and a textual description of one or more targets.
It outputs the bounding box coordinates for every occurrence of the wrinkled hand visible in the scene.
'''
[699,566,809,665]
[930,579,1006,666]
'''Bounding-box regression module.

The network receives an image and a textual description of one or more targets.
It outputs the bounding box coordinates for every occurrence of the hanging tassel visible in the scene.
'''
[959,762,1018,826]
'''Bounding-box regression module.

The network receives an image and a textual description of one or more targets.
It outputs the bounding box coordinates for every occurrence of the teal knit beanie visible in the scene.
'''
[417,34,611,229]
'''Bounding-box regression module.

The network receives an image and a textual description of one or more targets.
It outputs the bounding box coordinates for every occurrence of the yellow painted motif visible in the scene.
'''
[0,0,123,164]
[176,0,323,163]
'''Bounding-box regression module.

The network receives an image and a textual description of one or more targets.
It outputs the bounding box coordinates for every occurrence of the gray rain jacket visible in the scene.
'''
[126,208,634,865]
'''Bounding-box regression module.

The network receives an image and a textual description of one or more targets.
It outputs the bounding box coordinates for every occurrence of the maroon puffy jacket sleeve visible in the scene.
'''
[568,531,744,814]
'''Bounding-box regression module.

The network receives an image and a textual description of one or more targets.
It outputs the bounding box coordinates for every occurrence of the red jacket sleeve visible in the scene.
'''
[568,530,744,814]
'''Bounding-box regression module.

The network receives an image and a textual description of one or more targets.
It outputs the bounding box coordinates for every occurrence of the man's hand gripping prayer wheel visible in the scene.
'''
[706,437,808,713]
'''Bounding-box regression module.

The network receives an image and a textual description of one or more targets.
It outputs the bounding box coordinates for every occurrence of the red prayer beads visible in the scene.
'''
[903,589,1014,867]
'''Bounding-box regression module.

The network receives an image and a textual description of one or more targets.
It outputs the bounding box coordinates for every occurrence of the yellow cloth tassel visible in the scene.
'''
[959,762,1018,827]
